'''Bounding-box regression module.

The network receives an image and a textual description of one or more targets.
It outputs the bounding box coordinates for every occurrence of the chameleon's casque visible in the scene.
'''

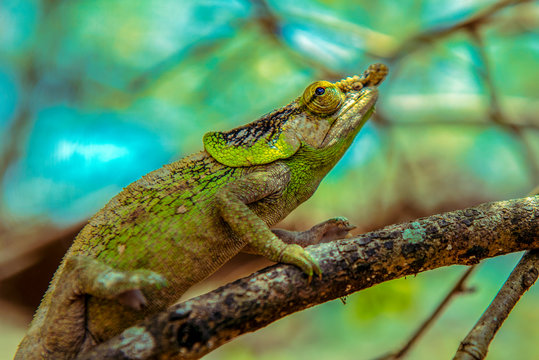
[15,63,388,359]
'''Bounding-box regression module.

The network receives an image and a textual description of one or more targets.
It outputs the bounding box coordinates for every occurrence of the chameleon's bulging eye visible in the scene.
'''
[302,81,344,115]
[315,87,325,95]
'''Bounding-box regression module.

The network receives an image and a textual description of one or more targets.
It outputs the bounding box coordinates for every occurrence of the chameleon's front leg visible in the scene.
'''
[215,165,321,279]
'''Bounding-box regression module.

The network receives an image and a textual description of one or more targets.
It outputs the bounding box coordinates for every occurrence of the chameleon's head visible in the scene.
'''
[204,64,388,167]
[297,63,388,150]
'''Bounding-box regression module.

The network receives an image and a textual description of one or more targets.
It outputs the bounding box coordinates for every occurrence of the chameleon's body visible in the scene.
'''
[15,64,387,359]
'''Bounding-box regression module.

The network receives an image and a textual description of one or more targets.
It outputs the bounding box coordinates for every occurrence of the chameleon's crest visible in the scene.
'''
[335,63,388,92]
[203,104,301,167]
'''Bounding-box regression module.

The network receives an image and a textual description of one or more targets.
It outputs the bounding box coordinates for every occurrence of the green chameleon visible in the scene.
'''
[15,63,388,359]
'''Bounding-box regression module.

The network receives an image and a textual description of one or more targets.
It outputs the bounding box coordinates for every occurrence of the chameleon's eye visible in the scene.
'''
[302,81,344,115]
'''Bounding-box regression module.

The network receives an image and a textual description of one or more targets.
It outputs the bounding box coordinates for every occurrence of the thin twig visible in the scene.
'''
[389,0,530,61]
[376,266,477,360]
[468,27,539,183]
[248,0,342,79]
[0,67,36,223]
[467,28,505,126]
[453,250,539,360]
[0,0,67,224]
[383,119,539,131]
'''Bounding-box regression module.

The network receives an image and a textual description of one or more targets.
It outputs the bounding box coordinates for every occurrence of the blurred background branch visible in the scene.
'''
[378,266,478,360]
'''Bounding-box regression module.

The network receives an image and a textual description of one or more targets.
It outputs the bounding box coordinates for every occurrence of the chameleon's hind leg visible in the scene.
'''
[15,255,166,360]
[59,255,168,309]
[272,217,356,246]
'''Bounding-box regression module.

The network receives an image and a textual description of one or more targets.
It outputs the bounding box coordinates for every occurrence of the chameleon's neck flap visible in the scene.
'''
[203,103,302,167]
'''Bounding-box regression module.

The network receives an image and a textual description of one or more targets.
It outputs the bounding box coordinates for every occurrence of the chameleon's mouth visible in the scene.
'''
[320,86,378,148]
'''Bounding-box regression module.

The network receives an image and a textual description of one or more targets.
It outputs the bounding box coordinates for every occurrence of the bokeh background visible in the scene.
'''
[1,0,538,359]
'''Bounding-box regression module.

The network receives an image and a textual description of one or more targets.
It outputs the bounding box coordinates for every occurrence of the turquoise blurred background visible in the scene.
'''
[0,0,537,359]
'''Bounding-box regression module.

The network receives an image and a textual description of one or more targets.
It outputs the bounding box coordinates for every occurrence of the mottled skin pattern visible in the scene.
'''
[15,64,388,359]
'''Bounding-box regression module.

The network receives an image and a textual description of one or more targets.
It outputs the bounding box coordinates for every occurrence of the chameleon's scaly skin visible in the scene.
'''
[15,64,388,359]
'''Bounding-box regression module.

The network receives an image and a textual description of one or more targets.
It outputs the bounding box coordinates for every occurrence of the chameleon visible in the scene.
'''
[15,63,388,359]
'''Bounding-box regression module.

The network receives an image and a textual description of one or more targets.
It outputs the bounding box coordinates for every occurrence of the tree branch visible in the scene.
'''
[453,250,539,360]
[77,196,538,360]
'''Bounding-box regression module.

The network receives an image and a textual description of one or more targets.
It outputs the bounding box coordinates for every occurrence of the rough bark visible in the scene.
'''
[77,196,538,360]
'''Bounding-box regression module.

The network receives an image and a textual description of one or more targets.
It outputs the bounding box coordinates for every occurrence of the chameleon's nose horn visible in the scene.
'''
[335,63,388,91]
[365,63,389,87]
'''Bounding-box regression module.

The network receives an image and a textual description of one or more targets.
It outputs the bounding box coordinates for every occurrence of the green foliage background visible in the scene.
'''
[0,0,537,359]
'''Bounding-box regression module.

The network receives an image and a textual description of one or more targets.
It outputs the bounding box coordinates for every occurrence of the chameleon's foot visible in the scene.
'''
[279,244,321,283]
[64,255,167,309]
[92,267,168,309]
[116,289,147,310]
[306,216,356,243]
[272,216,356,247]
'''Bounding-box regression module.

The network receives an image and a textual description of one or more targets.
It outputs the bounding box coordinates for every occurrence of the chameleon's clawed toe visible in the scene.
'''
[116,289,147,310]
[279,244,322,283]
[307,216,357,243]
